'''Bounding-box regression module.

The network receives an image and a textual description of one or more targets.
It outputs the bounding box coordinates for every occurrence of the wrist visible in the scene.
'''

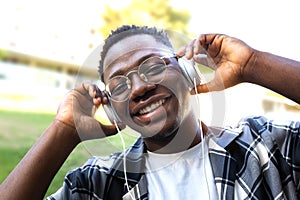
[242,48,260,83]
[52,119,81,146]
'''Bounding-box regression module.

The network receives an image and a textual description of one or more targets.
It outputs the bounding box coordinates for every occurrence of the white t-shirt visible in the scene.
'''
[145,138,218,200]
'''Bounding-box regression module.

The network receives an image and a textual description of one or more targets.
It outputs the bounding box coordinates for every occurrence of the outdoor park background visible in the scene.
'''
[1,0,300,198]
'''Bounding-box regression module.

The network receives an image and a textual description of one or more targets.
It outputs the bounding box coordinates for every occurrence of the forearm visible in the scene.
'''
[245,50,300,104]
[0,120,80,200]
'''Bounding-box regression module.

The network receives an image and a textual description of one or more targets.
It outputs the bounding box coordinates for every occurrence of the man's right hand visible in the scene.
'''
[55,83,125,142]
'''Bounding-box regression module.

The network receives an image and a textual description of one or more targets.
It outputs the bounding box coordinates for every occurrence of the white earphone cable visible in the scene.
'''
[193,78,211,200]
[112,75,211,200]
[114,120,135,200]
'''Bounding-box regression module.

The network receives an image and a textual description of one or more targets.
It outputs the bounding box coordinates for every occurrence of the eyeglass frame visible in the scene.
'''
[104,54,179,102]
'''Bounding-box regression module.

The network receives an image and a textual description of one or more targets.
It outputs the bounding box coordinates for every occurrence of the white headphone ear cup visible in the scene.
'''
[177,58,201,88]
[96,80,122,123]
[102,99,122,123]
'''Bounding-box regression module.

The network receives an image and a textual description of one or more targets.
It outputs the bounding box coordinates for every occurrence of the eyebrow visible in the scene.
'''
[107,52,172,81]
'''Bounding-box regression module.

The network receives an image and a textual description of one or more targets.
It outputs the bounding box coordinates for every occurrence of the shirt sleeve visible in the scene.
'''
[229,116,300,199]
[241,116,300,182]
[245,116,300,156]
[45,156,112,200]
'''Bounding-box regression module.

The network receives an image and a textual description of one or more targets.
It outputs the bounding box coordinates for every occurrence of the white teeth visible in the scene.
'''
[139,99,166,115]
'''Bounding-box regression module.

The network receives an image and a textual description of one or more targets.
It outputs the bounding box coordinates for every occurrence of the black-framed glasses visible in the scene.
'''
[106,55,177,102]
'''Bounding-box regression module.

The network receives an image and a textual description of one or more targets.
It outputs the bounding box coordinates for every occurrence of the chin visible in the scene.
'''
[140,116,181,141]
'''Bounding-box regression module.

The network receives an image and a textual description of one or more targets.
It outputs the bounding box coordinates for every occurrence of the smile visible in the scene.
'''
[139,99,166,115]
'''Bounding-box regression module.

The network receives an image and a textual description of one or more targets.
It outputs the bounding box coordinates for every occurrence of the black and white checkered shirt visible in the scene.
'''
[47,116,300,200]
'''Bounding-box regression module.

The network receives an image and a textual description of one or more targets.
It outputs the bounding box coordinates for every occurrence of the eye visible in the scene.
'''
[111,81,129,96]
[108,76,129,96]
[143,63,165,76]
[140,57,166,76]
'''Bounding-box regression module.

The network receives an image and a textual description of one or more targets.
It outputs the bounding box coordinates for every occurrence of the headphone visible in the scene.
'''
[102,57,202,123]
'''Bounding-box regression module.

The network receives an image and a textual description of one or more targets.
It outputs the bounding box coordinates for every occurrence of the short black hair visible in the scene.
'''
[98,25,173,81]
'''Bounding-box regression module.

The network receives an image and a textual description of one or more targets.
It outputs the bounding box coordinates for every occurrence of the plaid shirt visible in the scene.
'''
[47,116,300,200]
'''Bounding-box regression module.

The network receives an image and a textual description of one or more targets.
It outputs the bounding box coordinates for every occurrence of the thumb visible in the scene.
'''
[75,115,126,141]
[101,122,126,136]
[190,83,209,94]
[190,81,221,94]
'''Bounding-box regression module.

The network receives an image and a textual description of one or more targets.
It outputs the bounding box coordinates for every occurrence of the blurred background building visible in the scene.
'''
[0,49,98,112]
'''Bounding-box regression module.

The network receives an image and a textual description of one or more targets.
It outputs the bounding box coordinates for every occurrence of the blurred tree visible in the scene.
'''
[0,49,8,61]
[100,0,191,44]
[99,0,213,73]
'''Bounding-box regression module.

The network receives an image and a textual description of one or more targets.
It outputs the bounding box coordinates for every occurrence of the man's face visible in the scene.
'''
[103,34,191,139]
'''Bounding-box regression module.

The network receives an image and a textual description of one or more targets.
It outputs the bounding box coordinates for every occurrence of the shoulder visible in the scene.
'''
[47,138,145,199]
[46,153,122,200]
[65,137,145,182]
[207,115,300,148]
[238,115,300,141]
[238,115,299,131]
[240,115,300,149]
[64,152,121,187]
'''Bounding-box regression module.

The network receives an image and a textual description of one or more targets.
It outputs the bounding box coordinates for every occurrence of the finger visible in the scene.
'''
[93,92,108,108]
[185,39,196,60]
[190,81,221,94]
[176,45,187,57]
[95,88,106,98]
[193,34,203,55]
[190,84,209,94]
[93,97,102,107]
[88,84,98,98]
[198,34,217,49]
[93,85,109,104]
[101,122,126,136]
[74,83,89,95]
[194,34,211,55]
[83,83,107,107]
[76,116,126,141]
[193,54,209,67]
[75,83,95,103]
[78,82,99,99]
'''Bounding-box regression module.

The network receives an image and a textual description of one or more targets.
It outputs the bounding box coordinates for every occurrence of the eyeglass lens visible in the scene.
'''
[107,56,168,101]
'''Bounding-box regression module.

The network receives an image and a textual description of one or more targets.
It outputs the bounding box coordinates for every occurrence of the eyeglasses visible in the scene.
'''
[105,55,176,102]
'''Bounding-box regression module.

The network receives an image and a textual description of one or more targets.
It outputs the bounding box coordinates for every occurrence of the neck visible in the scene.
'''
[144,113,205,154]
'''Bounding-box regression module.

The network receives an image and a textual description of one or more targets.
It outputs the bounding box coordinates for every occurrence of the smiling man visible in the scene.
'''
[100,29,200,153]
[1,25,300,200]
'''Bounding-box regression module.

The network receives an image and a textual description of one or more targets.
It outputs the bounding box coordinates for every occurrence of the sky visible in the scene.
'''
[0,0,300,65]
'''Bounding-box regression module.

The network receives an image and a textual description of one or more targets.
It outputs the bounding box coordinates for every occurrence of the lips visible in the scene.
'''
[131,96,169,126]
[138,99,166,115]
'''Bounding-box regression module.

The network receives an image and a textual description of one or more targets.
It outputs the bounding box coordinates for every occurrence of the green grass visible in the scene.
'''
[0,109,138,198]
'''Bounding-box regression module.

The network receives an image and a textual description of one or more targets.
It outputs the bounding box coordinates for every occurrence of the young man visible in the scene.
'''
[1,25,300,200]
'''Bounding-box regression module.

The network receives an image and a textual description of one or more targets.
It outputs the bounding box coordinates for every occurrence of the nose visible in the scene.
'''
[130,73,156,101]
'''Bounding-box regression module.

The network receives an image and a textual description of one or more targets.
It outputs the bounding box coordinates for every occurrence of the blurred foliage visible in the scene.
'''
[0,49,8,60]
[100,0,191,39]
